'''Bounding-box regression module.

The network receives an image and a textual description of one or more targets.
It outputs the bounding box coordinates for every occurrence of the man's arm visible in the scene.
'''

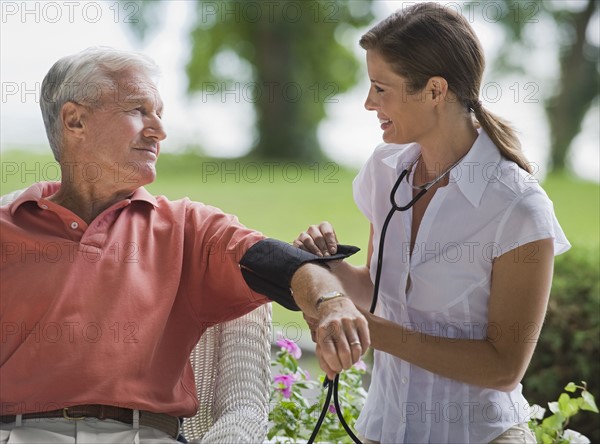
[239,238,370,378]
[290,263,370,379]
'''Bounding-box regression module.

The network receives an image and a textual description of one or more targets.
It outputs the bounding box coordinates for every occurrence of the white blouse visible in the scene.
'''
[352,130,570,443]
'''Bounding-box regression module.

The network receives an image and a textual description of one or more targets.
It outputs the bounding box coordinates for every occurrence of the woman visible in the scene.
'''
[295,3,570,443]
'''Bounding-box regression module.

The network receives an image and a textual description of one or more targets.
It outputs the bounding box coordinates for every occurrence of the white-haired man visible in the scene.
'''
[0,47,369,443]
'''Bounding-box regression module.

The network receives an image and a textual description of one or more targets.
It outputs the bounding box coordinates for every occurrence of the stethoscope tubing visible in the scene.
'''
[308,166,423,444]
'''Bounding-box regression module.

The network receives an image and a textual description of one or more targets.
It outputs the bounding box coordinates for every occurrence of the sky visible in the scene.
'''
[1,0,598,182]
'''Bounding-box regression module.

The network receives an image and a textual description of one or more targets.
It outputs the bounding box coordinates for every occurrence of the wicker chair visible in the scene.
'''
[182,304,271,442]
[0,189,272,443]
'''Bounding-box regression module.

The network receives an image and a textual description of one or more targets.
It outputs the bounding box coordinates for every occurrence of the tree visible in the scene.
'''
[491,0,599,172]
[130,0,374,161]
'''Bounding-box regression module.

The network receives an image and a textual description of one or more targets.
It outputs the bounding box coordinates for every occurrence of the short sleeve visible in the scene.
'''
[353,154,375,222]
[182,201,270,325]
[494,188,571,259]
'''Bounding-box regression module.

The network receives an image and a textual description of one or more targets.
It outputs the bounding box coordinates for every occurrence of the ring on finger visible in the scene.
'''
[349,340,361,346]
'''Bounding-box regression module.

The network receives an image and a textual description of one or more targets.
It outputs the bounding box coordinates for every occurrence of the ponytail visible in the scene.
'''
[473,105,533,174]
[360,4,533,175]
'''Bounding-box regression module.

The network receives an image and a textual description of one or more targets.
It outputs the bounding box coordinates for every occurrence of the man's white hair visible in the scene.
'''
[40,47,160,161]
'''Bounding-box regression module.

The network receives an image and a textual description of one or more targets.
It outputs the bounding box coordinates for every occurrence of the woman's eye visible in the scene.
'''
[375,85,384,93]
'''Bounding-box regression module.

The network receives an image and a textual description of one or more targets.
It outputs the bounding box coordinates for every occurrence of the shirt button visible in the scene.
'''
[70,222,79,229]
[401,377,408,384]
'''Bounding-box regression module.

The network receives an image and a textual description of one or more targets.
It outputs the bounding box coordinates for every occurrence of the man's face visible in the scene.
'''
[76,68,166,190]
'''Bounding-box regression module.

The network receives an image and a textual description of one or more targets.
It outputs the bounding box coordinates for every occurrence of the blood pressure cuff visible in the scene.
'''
[240,238,360,311]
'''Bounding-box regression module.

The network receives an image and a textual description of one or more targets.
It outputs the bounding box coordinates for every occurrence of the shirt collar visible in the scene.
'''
[449,129,501,208]
[10,182,158,215]
[130,186,159,207]
[381,142,421,173]
[380,130,500,208]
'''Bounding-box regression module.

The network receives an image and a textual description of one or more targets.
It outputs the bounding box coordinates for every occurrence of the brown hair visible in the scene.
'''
[360,2,532,173]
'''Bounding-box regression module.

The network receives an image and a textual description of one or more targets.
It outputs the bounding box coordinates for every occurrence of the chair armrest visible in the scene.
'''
[184,303,272,443]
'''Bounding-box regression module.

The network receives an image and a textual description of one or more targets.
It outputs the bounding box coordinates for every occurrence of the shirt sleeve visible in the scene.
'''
[493,188,571,259]
[353,153,375,222]
[182,201,270,325]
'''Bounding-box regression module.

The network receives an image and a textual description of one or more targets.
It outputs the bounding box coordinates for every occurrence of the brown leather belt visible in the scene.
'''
[0,405,180,439]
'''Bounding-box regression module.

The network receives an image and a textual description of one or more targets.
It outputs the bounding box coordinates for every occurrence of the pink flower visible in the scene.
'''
[328,404,336,414]
[274,374,298,398]
[276,334,302,359]
[353,359,367,372]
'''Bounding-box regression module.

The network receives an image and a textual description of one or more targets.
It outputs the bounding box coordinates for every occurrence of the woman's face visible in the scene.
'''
[364,50,436,145]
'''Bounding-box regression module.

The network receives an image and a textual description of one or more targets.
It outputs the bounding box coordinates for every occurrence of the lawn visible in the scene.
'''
[1,150,598,332]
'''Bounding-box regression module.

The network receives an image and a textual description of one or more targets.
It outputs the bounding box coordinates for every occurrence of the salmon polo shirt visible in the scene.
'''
[0,182,270,417]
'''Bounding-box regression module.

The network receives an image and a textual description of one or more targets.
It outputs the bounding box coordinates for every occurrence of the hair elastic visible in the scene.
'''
[469,99,483,112]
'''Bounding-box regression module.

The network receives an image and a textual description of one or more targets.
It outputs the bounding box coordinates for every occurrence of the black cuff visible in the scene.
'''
[240,238,360,311]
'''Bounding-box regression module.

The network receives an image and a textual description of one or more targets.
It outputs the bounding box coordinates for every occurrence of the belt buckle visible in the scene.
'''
[62,408,85,421]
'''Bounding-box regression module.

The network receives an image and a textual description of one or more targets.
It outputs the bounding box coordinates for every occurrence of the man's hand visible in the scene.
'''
[312,296,370,380]
[290,252,370,379]
[303,312,318,343]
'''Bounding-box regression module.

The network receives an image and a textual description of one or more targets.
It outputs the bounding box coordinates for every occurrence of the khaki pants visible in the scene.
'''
[0,416,179,444]
[489,423,536,443]
[361,423,536,443]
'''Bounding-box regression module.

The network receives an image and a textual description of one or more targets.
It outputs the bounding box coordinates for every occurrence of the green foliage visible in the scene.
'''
[129,0,375,161]
[524,245,600,442]
[269,337,367,443]
[528,382,598,443]
[489,1,598,73]
[484,0,599,172]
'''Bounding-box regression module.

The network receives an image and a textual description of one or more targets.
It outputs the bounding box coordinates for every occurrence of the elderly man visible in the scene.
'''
[0,48,368,443]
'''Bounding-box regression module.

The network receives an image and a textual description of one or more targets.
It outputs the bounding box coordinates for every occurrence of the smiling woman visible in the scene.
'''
[294,3,571,443]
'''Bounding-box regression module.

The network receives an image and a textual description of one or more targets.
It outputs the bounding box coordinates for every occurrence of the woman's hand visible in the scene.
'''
[293,221,339,257]
[294,223,376,312]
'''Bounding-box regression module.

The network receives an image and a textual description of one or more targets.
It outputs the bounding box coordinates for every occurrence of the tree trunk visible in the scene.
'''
[545,0,598,172]
[253,23,321,161]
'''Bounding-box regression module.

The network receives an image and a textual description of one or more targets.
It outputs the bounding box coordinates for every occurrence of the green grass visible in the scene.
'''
[149,154,371,332]
[2,150,598,330]
[542,171,600,247]
[0,151,369,330]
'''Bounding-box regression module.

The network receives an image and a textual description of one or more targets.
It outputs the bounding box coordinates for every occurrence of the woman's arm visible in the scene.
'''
[364,238,555,391]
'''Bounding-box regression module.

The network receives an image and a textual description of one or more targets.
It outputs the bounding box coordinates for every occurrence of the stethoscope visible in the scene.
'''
[307,153,462,444]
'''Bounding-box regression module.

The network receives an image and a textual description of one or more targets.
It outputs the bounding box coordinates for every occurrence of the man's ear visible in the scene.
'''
[61,101,86,139]
[427,76,449,105]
